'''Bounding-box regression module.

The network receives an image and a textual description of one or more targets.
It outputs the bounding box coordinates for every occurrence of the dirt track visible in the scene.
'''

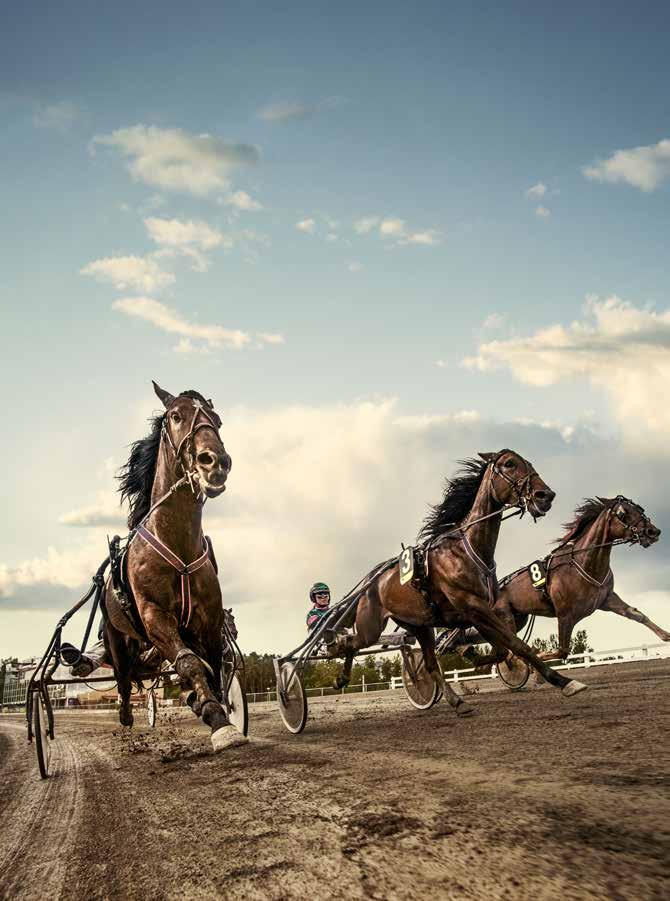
[1,660,669,901]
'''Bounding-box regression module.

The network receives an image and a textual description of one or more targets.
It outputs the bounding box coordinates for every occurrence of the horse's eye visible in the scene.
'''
[504,459,515,469]
[171,412,181,423]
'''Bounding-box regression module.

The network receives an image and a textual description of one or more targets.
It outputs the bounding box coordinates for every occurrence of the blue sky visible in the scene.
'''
[2,1,670,658]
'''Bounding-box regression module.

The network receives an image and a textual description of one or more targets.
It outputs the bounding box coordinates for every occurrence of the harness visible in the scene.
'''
[135,526,210,628]
[124,395,225,630]
[501,496,651,601]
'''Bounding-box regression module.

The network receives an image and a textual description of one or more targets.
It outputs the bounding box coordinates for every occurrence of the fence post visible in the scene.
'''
[584,654,590,668]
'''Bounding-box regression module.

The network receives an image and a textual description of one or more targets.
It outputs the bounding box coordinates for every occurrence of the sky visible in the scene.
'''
[2,0,670,661]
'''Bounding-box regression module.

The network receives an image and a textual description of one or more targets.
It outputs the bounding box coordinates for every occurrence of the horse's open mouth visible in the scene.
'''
[203,483,226,498]
[528,499,550,518]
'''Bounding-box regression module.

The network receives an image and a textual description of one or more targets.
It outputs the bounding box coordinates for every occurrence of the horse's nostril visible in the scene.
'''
[197,452,215,468]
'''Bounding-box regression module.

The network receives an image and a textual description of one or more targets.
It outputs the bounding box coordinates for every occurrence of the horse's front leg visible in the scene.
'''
[141,601,247,751]
[457,595,587,697]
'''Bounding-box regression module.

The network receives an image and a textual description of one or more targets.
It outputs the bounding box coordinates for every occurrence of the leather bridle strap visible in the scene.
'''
[490,453,537,513]
[162,398,222,481]
[135,524,209,628]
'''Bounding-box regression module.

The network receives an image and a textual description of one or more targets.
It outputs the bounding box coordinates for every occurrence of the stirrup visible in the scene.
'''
[71,657,95,677]
[60,643,82,666]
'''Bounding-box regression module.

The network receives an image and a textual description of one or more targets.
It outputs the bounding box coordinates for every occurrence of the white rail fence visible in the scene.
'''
[390,640,670,690]
[3,642,668,712]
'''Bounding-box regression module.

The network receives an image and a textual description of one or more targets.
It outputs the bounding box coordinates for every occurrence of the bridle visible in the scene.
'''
[489,450,539,518]
[610,495,651,545]
[161,396,224,497]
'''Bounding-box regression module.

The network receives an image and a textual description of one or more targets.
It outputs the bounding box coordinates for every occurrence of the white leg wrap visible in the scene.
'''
[211,725,249,751]
[562,679,588,697]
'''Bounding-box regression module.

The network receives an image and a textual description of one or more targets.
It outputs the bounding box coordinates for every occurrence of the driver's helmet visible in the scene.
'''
[309,582,331,608]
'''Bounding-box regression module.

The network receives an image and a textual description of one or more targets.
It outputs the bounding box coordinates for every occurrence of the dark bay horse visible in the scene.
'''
[103,381,248,751]
[329,450,588,713]
[492,496,665,660]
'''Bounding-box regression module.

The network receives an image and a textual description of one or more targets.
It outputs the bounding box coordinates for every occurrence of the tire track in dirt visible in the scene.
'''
[0,721,83,901]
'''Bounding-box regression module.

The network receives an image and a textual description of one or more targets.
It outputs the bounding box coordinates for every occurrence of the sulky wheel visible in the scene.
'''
[146,688,157,728]
[276,662,308,734]
[402,648,440,710]
[496,655,531,691]
[224,673,249,736]
[33,690,52,779]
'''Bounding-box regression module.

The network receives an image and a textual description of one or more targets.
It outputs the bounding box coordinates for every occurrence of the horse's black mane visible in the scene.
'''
[556,497,616,545]
[118,390,210,529]
[418,458,488,541]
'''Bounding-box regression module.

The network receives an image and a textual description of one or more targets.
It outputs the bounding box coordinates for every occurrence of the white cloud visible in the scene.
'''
[465,295,670,451]
[483,312,505,329]
[258,101,316,123]
[399,229,442,246]
[174,337,196,354]
[525,182,547,199]
[379,218,406,238]
[33,101,78,131]
[112,297,251,350]
[256,332,285,346]
[225,190,263,212]
[354,216,380,235]
[257,97,343,124]
[295,218,316,234]
[144,217,229,251]
[354,216,441,247]
[58,493,126,528]
[435,359,447,368]
[535,205,551,219]
[80,255,175,293]
[582,138,670,192]
[91,125,260,197]
[347,261,364,273]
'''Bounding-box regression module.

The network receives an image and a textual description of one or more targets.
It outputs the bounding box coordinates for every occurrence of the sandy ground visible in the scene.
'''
[1,660,668,901]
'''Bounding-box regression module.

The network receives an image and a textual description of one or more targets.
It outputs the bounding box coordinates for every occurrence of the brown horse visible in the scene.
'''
[491,496,665,661]
[102,381,248,751]
[329,450,588,712]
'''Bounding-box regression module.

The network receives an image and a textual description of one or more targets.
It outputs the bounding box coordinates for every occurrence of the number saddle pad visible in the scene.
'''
[528,559,547,589]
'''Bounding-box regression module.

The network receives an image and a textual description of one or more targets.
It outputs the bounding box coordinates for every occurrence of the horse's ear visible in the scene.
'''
[206,398,214,408]
[478,452,495,463]
[152,380,175,409]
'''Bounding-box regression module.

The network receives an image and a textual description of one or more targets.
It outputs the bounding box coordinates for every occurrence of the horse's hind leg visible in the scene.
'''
[334,651,355,690]
[413,626,476,716]
[104,621,135,728]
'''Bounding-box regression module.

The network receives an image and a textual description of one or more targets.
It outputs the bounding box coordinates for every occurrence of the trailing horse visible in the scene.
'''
[328,450,588,711]
[102,381,247,751]
[490,495,665,661]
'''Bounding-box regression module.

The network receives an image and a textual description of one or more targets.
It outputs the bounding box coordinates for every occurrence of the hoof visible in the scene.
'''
[456,701,477,716]
[562,680,588,698]
[211,725,249,752]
